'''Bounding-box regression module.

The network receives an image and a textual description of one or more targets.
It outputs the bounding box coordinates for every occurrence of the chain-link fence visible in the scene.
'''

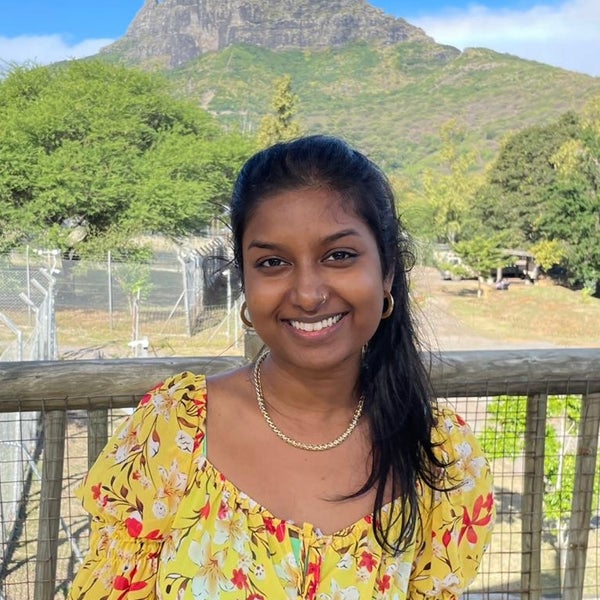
[0,242,243,361]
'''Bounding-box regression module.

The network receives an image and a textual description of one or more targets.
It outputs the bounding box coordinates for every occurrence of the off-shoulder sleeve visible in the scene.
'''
[409,408,495,599]
[67,372,207,600]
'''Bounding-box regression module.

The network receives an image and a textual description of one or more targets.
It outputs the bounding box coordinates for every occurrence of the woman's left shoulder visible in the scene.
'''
[430,404,494,494]
[134,371,208,430]
[432,405,474,438]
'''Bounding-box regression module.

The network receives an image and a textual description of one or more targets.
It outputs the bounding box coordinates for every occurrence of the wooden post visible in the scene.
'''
[88,408,109,468]
[563,392,600,599]
[521,393,547,600]
[35,410,66,600]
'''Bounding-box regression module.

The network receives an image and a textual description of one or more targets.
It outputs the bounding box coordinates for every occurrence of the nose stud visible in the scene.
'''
[319,293,327,306]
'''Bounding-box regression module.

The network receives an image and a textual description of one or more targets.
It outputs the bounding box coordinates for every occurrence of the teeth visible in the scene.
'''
[289,314,343,332]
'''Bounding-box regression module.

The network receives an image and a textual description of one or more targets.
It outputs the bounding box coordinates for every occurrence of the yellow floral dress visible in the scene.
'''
[68,372,494,600]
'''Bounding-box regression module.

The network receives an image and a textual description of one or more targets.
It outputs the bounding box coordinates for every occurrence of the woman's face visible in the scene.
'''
[241,186,392,374]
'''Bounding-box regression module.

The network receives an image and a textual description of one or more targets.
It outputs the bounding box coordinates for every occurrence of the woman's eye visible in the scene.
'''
[257,257,286,268]
[325,250,357,262]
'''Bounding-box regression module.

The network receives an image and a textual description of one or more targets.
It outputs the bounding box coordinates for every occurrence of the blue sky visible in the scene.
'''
[0,0,598,76]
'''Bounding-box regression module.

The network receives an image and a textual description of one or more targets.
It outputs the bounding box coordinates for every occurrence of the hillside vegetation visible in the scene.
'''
[101,40,600,177]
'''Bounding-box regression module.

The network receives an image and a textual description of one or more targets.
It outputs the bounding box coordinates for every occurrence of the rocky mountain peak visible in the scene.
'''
[103,0,433,67]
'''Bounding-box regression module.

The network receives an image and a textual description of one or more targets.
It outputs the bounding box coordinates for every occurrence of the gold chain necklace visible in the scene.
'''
[252,350,365,451]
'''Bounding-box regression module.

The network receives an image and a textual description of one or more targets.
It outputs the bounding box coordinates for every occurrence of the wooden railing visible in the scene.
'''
[0,348,599,600]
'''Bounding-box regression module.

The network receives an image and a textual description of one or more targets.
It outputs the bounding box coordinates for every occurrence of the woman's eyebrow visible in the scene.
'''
[322,228,361,244]
[246,228,362,252]
[246,239,282,251]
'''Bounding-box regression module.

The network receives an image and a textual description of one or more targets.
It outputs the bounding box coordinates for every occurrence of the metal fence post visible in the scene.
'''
[34,410,66,600]
[563,392,600,599]
[521,393,548,600]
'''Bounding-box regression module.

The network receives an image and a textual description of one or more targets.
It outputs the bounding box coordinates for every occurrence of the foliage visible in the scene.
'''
[257,75,301,148]
[470,113,581,247]
[420,121,483,244]
[480,394,599,540]
[471,96,600,294]
[390,174,434,242]
[135,42,600,181]
[541,95,600,293]
[0,61,254,254]
[529,239,566,272]
[453,235,505,295]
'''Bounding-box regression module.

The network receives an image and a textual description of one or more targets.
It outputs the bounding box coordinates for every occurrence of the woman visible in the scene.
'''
[69,135,494,599]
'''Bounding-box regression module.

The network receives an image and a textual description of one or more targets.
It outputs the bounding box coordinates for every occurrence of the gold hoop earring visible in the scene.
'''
[381,291,394,319]
[240,301,254,328]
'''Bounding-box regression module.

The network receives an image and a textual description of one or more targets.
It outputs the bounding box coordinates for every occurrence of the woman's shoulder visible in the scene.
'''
[142,370,208,411]
[432,404,473,440]
[130,371,209,439]
[430,403,493,492]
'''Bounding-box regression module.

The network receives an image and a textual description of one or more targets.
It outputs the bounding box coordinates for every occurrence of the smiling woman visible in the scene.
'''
[68,135,494,600]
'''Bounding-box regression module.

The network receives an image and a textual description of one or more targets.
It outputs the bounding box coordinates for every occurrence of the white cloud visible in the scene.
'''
[411,0,600,77]
[0,35,114,66]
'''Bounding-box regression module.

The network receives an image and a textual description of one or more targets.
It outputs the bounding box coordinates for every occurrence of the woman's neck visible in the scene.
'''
[256,351,362,417]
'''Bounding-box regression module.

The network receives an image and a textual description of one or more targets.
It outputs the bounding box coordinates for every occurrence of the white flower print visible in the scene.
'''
[175,430,194,453]
[318,579,360,600]
[274,553,300,598]
[189,532,234,599]
[427,572,461,597]
[336,553,352,570]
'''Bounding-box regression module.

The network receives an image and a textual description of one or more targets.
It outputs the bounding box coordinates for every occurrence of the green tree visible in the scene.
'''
[453,235,505,296]
[540,95,600,293]
[421,120,483,244]
[0,61,253,254]
[529,238,566,272]
[470,113,581,247]
[257,75,301,148]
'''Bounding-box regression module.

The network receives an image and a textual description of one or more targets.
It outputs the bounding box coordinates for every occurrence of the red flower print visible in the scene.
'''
[305,559,322,600]
[378,574,391,592]
[264,517,286,542]
[192,392,207,414]
[193,430,205,451]
[231,568,248,589]
[459,493,494,545]
[140,385,161,406]
[482,492,494,511]
[125,516,143,538]
[306,560,321,580]
[218,500,229,520]
[91,483,108,507]
[442,529,453,547]
[248,595,264,600]
[199,499,211,519]
[455,413,466,426]
[91,483,102,500]
[113,565,147,600]
[359,551,377,572]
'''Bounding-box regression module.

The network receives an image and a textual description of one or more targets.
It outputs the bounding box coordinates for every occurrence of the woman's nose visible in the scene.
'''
[289,266,328,312]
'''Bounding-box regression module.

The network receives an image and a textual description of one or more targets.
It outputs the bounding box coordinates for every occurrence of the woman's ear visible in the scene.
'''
[383,271,394,293]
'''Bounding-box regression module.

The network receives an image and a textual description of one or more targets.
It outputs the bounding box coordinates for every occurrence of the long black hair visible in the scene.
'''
[230,135,447,553]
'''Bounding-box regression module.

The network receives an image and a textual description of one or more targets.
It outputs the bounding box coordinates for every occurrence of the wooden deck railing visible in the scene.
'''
[0,348,599,600]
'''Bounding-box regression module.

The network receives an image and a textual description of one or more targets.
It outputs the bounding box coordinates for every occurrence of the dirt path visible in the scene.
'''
[412,267,557,351]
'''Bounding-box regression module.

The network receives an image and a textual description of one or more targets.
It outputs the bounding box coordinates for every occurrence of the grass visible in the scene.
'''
[429,276,600,348]
[55,306,245,360]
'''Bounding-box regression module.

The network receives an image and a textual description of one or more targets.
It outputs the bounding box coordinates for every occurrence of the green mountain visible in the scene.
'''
[98,0,600,176]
